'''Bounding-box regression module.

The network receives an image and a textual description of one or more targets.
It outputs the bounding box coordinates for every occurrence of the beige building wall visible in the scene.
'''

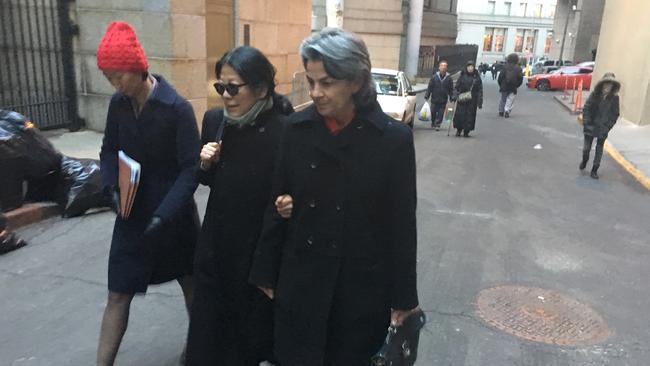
[74,0,208,131]
[205,0,235,110]
[238,0,311,96]
[343,0,404,69]
[594,0,650,126]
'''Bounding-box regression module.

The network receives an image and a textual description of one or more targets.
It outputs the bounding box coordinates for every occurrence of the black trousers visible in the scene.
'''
[432,102,447,127]
[583,135,606,168]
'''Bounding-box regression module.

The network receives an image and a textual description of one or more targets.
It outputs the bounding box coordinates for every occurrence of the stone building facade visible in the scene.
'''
[73,0,311,131]
[547,0,605,63]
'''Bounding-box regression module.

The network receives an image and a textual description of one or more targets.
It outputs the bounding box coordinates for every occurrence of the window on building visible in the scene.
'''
[488,1,496,15]
[504,2,512,15]
[484,27,507,52]
[425,0,455,12]
[533,4,543,17]
[547,4,556,18]
[494,28,506,52]
[544,32,553,54]
[514,29,524,52]
[524,29,538,53]
[483,27,494,51]
[518,2,528,16]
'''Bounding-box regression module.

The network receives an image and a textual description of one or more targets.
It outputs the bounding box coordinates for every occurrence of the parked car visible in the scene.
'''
[527,66,593,91]
[576,61,595,68]
[531,60,574,75]
[372,68,417,127]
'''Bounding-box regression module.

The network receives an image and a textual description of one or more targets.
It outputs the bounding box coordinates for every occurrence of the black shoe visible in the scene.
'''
[504,112,510,118]
[463,131,470,137]
[456,130,462,137]
[499,112,504,117]
[590,169,599,179]
[579,160,587,170]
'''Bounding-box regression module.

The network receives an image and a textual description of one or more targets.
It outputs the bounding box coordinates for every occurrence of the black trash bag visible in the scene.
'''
[57,156,108,218]
[0,110,62,201]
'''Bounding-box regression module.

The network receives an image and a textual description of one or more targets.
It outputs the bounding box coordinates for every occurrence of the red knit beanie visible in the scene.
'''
[97,21,148,73]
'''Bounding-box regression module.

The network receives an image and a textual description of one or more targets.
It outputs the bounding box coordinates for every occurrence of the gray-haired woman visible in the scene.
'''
[249,28,420,366]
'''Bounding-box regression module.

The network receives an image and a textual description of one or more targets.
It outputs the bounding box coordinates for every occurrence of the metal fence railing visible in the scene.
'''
[0,0,80,130]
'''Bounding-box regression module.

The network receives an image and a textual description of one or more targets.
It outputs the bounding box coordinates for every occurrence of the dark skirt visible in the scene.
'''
[107,202,199,294]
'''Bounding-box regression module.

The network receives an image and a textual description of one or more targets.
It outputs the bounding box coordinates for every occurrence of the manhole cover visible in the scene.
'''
[475,285,611,346]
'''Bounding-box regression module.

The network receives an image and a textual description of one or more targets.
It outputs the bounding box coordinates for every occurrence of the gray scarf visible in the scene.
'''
[224,97,274,128]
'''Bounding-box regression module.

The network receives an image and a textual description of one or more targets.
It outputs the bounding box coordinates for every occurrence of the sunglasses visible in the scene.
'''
[214,82,248,96]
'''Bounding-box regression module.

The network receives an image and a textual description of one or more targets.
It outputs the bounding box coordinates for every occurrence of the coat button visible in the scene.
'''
[310,162,317,169]
[356,124,363,130]
[336,205,342,212]
[307,236,314,246]
[309,199,316,208]
[259,126,265,133]
[331,241,338,249]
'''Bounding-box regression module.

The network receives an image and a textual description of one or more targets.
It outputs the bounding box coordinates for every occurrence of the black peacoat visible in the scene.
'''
[186,106,287,365]
[99,75,201,294]
[453,70,483,132]
[583,77,621,139]
[249,101,419,365]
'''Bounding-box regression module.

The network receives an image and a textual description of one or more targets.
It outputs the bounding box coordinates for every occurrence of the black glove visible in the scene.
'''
[105,186,120,216]
[144,216,164,238]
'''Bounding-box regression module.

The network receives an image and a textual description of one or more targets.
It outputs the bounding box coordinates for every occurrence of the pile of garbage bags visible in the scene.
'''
[0,110,108,217]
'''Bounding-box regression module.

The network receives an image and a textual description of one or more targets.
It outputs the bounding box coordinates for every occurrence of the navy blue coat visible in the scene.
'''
[99,75,201,294]
[249,101,419,365]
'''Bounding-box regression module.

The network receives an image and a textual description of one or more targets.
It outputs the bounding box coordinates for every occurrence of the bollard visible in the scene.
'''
[570,77,577,104]
[562,77,568,99]
[573,80,584,114]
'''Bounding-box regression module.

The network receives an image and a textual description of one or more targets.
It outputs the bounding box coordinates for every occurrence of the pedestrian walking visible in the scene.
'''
[580,73,621,179]
[249,28,420,366]
[96,21,201,365]
[424,60,454,130]
[497,53,524,118]
[453,61,483,137]
[491,62,498,80]
[185,46,291,366]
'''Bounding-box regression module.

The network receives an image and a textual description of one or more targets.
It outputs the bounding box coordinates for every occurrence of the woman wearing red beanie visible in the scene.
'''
[96,21,200,365]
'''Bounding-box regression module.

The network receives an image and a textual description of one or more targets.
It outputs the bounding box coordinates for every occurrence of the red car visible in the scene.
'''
[527,66,593,91]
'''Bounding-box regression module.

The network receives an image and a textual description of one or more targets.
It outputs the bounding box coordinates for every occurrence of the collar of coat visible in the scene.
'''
[292,100,390,132]
[115,74,177,106]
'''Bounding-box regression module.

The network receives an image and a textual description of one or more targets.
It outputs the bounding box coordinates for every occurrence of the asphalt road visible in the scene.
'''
[1,78,649,365]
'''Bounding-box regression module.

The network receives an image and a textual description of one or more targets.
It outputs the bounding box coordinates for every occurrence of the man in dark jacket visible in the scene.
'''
[497,53,524,118]
[580,73,621,179]
[424,60,454,130]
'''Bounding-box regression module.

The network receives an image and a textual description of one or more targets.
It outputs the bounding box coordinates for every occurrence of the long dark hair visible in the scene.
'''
[215,46,276,98]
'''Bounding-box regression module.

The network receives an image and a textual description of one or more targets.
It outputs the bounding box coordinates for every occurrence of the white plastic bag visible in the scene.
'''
[418,102,431,121]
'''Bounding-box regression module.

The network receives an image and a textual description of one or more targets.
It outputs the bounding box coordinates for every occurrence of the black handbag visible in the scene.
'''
[371,309,426,366]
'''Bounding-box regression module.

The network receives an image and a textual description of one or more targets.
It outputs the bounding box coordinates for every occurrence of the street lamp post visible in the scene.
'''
[558,1,580,65]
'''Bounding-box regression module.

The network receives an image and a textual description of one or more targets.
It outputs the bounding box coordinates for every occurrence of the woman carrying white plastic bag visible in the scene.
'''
[418,101,431,121]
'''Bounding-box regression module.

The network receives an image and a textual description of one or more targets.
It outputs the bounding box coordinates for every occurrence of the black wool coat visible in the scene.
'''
[453,71,483,132]
[249,102,419,365]
[186,107,287,366]
[583,78,621,139]
[99,75,201,294]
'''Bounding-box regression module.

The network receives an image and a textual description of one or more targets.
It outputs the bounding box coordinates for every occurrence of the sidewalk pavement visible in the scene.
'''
[6,129,104,230]
[554,91,650,190]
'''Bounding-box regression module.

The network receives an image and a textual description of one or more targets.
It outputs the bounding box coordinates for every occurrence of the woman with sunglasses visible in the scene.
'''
[185,46,292,365]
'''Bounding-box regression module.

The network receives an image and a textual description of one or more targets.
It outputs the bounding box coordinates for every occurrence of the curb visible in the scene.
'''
[6,202,60,230]
[603,141,650,191]
[574,116,650,191]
